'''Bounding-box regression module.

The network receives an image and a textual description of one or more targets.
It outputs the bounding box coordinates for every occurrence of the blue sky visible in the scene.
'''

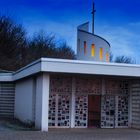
[0,0,140,63]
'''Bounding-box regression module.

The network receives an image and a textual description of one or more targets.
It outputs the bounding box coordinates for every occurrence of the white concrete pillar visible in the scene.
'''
[35,73,50,131]
[70,77,76,128]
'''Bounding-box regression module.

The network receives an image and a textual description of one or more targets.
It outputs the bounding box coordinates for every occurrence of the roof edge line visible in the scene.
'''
[77,21,89,29]
[78,29,111,47]
[13,58,42,75]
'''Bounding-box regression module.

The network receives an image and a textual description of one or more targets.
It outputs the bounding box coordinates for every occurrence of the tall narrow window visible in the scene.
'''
[78,39,80,52]
[99,47,103,60]
[106,52,109,62]
[91,44,95,57]
[84,41,86,55]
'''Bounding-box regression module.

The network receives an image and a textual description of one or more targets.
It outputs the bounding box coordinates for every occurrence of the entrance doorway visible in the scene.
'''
[88,95,101,128]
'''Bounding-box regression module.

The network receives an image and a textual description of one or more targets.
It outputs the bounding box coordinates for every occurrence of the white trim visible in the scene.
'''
[13,61,41,81]
[115,126,129,128]
[41,74,50,131]
[49,126,70,129]
[1,58,140,82]
[70,77,76,128]
[74,126,87,128]
[0,73,13,81]
[41,58,140,77]
[35,74,50,131]
[40,58,140,68]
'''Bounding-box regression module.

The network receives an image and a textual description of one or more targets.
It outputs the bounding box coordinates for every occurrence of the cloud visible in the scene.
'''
[23,17,77,51]
[24,15,140,64]
[96,24,140,63]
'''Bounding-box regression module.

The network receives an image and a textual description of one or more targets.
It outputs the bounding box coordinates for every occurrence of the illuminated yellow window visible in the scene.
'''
[91,44,95,57]
[84,41,86,55]
[106,52,109,62]
[78,39,80,52]
[99,47,103,60]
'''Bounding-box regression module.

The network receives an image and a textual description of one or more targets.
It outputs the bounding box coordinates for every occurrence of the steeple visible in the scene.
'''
[91,1,96,34]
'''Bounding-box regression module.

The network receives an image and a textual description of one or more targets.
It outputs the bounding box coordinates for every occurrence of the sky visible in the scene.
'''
[0,0,140,63]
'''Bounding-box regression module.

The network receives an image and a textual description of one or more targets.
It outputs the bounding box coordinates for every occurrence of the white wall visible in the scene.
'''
[77,23,110,62]
[77,22,89,32]
[35,74,50,131]
[15,78,35,123]
[35,75,42,128]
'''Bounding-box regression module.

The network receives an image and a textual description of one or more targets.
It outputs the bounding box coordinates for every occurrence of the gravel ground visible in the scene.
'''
[0,128,140,140]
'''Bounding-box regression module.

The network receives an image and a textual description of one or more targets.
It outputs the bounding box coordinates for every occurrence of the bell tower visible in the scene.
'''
[77,1,110,62]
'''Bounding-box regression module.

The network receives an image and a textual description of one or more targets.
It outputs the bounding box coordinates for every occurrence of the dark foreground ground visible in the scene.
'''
[0,119,140,140]
[0,128,140,140]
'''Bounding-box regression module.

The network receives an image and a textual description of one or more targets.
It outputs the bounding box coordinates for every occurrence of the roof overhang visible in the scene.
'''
[12,58,140,81]
[0,73,13,81]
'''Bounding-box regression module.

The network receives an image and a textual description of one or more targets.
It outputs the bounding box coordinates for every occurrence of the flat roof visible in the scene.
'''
[0,58,140,81]
[0,73,13,81]
[0,69,13,73]
[12,58,140,81]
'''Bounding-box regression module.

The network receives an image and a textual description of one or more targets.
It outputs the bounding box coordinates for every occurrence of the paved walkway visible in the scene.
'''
[0,128,140,140]
[0,121,11,132]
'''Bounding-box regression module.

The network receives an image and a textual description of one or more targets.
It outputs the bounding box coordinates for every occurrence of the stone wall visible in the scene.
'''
[131,81,140,129]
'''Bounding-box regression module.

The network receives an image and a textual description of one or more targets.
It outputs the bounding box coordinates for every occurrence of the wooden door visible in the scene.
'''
[88,95,101,127]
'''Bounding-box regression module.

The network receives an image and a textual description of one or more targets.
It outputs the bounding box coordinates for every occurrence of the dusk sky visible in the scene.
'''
[0,0,140,63]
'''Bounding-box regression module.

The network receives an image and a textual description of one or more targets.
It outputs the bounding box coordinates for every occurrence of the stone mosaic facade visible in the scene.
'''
[75,94,88,127]
[75,77,101,95]
[101,80,129,128]
[117,95,128,127]
[131,81,140,129]
[58,94,70,126]
[48,93,56,126]
[49,76,72,127]
[49,76,130,128]
[74,77,101,127]
[101,95,115,128]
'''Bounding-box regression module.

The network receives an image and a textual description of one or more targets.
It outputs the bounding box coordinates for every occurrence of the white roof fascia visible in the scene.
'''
[41,58,140,77]
[0,73,13,81]
[12,58,140,81]
[13,59,42,81]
